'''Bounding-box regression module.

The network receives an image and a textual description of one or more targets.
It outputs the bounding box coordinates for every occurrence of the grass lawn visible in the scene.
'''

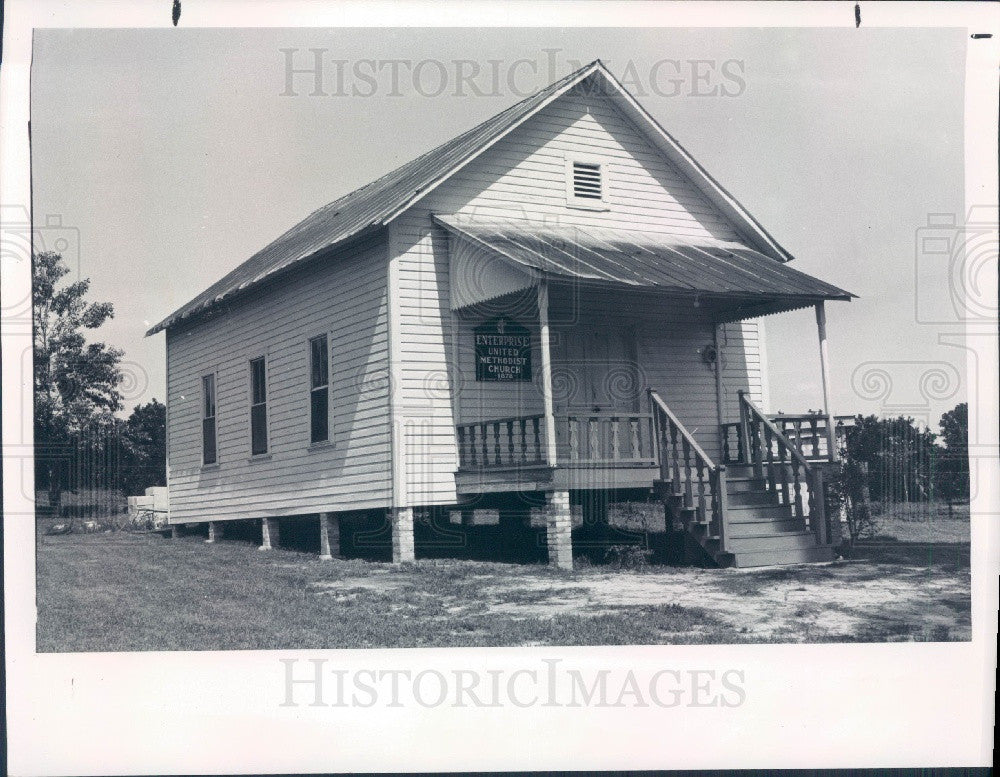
[36,507,972,651]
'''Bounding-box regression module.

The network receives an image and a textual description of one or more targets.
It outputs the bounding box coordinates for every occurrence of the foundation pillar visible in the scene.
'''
[391,507,415,564]
[260,517,279,551]
[206,521,222,543]
[546,490,574,570]
[319,512,341,560]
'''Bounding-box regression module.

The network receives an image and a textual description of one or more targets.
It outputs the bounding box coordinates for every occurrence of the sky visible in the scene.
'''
[30,26,967,430]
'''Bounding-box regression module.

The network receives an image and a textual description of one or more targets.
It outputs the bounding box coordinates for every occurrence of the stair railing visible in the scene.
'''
[648,389,728,553]
[738,390,829,546]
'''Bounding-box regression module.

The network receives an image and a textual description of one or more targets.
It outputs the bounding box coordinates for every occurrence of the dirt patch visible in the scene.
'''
[474,560,971,642]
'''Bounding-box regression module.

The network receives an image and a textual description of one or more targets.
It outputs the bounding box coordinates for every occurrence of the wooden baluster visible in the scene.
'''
[695,456,707,523]
[715,466,729,550]
[722,426,732,464]
[506,420,515,465]
[809,417,819,459]
[793,420,803,457]
[490,422,498,466]
[480,423,489,466]
[589,418,599,461]
[669,420,682,488]
[566,417,577,461]
[610,417,620,461]
[738,391,750,462]
[776,438,788,505]
[809,467,828,544]
[752,420,765,479]
[655,413,669,482]
[457,426,467,468]
[630,418,641,459]
[533,417,542,462]
[519,419,527,463]
[791,461,804,519]
[764,425,777,495]
[682,437,694,509]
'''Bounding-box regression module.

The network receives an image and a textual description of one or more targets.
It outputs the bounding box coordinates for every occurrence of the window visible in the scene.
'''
[249,357,268,455]
[309,335,330,443]
[202,374,217,465]
[566,159,607,208]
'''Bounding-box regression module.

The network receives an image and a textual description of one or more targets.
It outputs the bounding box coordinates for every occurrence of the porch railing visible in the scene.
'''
[456,415,546,469]
[723,411,852,464]
[558,411,656,465]
[730,390,830,546]
[456,411,656,469]
[649,389,728,553]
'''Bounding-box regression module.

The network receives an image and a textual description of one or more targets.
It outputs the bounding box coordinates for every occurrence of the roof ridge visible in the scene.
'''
[147,60,601,334]
[146,60,605,334]
[234,60,601,248]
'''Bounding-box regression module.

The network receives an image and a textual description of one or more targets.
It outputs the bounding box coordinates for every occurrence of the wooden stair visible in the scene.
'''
[648,388,838,570]
[657,464,835,568]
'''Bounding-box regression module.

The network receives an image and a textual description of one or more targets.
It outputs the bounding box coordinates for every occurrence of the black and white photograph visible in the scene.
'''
[2,2,997,774]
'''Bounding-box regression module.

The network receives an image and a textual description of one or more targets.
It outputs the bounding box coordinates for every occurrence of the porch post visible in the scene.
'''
[714,323,725,457]
[814,302,838,461]
[537,279,558,467]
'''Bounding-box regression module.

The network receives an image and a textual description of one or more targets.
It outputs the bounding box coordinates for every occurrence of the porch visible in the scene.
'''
[439,215,854,567]
[455,391,849,568]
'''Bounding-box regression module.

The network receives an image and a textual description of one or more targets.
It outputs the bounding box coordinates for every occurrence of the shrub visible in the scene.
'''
[603,544,652,569]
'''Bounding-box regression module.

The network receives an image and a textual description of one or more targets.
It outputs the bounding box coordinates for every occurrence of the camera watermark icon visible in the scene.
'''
[1,205,82,329]
[119,361,151,402]
[914,205,998,326]
[850,360,961,428]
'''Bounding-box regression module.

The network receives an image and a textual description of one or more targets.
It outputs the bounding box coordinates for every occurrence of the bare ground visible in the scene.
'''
[36,512,971,650]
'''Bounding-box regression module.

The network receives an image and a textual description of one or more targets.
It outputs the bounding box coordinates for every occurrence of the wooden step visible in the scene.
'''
[727,517,808,537]
[726,503,793,523]
[731,545,836,568]
[725,532,818,553]
[725,464,759,478]
[725,477,767,494]
[726,490,775,507]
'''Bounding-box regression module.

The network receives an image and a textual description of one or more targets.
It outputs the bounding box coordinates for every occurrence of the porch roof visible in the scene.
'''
[435,215,855,305]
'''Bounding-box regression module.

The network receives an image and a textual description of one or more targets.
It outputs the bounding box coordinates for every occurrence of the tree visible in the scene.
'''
[33,251,124,509]
[120,399,167,496]
[935,402,969,510]
[843,415,936,503]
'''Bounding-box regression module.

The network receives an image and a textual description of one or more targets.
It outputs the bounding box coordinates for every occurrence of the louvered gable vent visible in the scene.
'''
[571,161,603,200]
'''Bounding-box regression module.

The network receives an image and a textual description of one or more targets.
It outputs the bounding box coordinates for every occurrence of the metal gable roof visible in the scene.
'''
[147,58,804,335]
[146,62,601,335]
[434,215,854,301]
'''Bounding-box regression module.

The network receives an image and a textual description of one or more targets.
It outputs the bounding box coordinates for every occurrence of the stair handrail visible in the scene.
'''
[648,389,728,553]
[649,389,717,469]
[739,392,812,471]
[738,390,829,546]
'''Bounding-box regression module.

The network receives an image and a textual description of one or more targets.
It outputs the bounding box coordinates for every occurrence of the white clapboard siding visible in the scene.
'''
[388,85,762,503]
[166,235,392,522]
[718,319,767,425]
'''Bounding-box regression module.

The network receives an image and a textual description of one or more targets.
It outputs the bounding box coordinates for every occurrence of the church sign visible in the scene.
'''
[474,319,532,382]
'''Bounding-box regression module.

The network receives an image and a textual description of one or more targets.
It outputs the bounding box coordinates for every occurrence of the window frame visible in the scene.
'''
[565,156,610,211]
[248,354,270,458]
[201,371,218,466]
[307,333,332,446]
